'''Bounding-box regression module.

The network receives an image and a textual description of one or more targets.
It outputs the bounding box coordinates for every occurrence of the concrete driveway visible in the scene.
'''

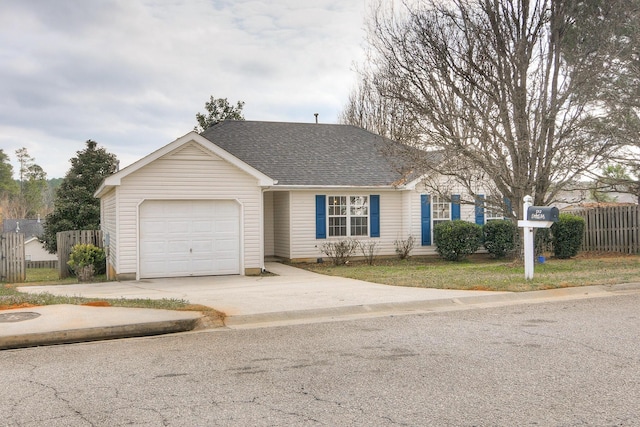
[19,262,508,325]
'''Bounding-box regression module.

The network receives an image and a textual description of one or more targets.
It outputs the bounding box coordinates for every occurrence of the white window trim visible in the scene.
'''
[327,195,370,238]
[485,197,505,222]
[485,208,504,221]
[432,194,451,223]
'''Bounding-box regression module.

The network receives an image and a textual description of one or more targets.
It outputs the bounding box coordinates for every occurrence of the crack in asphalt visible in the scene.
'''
[25,379,97,426]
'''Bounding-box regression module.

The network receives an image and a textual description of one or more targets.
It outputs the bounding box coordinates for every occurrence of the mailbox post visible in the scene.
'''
[517,196,559,280]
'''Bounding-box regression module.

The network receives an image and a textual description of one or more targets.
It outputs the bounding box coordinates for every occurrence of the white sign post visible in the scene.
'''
[517,195,557,280]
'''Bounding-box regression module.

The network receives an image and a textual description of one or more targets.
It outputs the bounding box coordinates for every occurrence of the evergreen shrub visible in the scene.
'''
[67,243,106,282]
[551,213,585,259]
[482,219,516,258]
[434,220,482,261]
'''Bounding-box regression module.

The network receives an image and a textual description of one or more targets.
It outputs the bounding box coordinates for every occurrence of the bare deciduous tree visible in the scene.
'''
[347,0,638,218]
[339,66,421,146]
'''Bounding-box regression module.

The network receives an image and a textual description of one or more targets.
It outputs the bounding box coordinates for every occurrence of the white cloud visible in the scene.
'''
[0,0,368,178]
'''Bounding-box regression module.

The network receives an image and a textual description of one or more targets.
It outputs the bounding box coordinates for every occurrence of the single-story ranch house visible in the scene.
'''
[95,120,500,280]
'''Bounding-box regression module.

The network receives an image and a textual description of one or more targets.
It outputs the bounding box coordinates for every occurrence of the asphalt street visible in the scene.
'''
[2,293,639,426]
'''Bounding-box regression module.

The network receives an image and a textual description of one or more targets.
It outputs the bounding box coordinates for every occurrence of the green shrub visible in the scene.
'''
[534,228,553,256]
[482,220,516,258]
[434,220,482,261]
[67,243,106,282]
[551,213,585,259]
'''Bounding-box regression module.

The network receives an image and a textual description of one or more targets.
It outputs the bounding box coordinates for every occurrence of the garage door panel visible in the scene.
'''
[214,260,239,275]
[215,202,238,216]
[192,202,215,216]
[143,260,168,275]
[167,220,189,234]
[191,259,215,274]
[143,222,167,233]
[191,240,214,253]
[215,237,238,251]
[215,220,238,231]
[192,220,213,233]
[167,258,190,268]
[140,200,240,278]
[141,243,167,256]
[168,203,192,217]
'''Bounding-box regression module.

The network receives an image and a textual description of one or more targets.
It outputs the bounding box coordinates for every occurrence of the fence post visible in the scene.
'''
[571,206,640,254]
[0,232,26,283]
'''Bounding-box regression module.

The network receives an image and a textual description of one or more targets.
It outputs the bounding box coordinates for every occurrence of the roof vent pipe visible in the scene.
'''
[314,113,318,124]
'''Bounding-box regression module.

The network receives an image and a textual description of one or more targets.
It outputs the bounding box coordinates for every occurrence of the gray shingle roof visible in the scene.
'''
[2,219,45,239]
[200,121,415,186]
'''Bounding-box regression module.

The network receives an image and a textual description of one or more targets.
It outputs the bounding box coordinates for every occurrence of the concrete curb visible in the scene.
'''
[0,318,201,350]
[3,283,639,348]
[0,305,203,351]
[224,283,639,327]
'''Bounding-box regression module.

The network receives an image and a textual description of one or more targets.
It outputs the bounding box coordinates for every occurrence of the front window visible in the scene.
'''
[328,196,347,237]
[486,205,504,221]
[328,195,369,237]
[432,195,450,226]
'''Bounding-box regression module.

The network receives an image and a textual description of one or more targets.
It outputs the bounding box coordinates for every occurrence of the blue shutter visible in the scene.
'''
[475,194,485,225]
[370,195,380,238]
[421,195,431,246]
[451,194,461,220]
[315,195,326,239]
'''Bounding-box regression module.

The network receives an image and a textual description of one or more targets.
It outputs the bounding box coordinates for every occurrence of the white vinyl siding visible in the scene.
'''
[273,191,290,258]
[24,239,58,262]
[263,191,275,257]
[101,188,118,273]
[113,142,263,277]
[407,178,496,255]
[287,190,402,260]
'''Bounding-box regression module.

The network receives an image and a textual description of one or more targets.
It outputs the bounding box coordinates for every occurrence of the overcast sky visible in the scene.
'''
[1,0,370,178]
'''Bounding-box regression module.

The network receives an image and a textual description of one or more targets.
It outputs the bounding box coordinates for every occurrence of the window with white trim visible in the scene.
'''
[485,205,504,221]
[328,195,369,237]
[432,194,450,227]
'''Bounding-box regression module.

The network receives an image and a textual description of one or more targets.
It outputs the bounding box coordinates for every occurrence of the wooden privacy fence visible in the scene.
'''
[0,232,25,283]
[57,230,103,278]
[570,206,640,253]
[26,260,59,269]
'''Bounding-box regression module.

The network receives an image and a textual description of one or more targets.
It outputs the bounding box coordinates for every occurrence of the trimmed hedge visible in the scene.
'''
[482,219,516,258]
[434,220,482,261]
[551,213,585,259]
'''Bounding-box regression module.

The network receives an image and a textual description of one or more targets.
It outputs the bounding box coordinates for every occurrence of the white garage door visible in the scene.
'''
[139,200,240,278]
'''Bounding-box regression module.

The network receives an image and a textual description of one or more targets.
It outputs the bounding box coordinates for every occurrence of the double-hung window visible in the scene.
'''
[328,196,369,237]
[432,195,450,226]
[485,205,504,221]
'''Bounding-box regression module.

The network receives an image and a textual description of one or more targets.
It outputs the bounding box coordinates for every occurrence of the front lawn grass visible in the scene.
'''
[299,253,640,292]
[21,268,88,285]
[1,268,191,312]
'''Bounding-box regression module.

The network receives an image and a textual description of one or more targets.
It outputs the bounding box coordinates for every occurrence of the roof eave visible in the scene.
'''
[264,184,407,191]
[94,131,275,198]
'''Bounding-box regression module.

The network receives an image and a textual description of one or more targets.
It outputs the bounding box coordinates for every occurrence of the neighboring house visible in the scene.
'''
[95,121,499,280]
[2,218,58,262]
[554,188,638,210]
